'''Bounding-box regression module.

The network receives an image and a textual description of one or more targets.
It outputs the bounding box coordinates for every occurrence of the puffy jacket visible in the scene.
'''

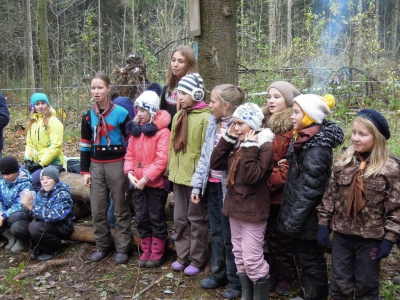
[25,109,64,167]
[317,157,400,243]
[277,120,344,240]
[0,92,9,151]
[0,169,33,220]
[124,110,171,189]
[168,105,211,186]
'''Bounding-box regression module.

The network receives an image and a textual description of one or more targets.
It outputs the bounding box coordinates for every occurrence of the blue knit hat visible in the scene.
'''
[30,93,51,108]
[357,108,390,140]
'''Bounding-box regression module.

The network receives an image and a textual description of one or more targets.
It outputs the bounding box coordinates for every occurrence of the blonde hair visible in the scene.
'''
[212,84,245,116]
[27,105,53,129]
[337,116,389,178]
[166,46,197,94]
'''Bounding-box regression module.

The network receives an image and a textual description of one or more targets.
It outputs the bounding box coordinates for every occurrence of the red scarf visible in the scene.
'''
[293,125,321,154]
[92,100,115,147]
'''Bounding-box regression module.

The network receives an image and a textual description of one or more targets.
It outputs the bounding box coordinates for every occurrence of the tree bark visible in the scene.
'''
[37,0,51,95]
[287,0,292,51]
[25,0,35,92]
[269,0,277,60]
[393,0,399,53]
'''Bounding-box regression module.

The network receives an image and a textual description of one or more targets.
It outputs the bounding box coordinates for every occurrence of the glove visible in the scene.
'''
[317,226,330,248]
[375,239,393,260]
[24,160,32,170]
[27,163,42,173]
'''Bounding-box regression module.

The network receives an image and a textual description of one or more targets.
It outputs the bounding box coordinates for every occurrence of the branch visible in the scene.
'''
[154,38,191,56]
[14,259,71,281]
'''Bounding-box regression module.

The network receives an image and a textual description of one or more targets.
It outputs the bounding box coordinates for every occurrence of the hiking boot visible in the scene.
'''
[90,249,113,262]
[275,281,292,296]
[137,236,152,268]
[145,236,165,268]
[200,277,225,289]
[115,253,129,264]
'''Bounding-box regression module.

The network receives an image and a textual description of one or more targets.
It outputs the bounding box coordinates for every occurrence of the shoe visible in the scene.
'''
[221,287,241,299]
[138,236,152,267]
[38,253,56,261]
[171,261,185,271]
[238,273,253,300]
[200,277,225,289]
[115,253,128,264]
[145,236,166,268]
[253,276,269,300]
[90,249,112,262]
[275,281,292,296]
[184,265,200,276]
[11,240,26,253]
[29,249,42,260]
[2,228,16,250]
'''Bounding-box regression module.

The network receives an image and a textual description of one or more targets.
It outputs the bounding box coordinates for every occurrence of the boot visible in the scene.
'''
[253,276,269,300]
[145,236,166,268]
[137,236,152,268]
[238,273,253,300]
[11,240,26,253]
[2,228,16,250]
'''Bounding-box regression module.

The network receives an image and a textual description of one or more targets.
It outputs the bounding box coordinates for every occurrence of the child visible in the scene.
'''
[210,102,274,300]
[0,156,34,252]
[11,165,74,261]
[261,81,300,296]
[168,73,211,276]
[191,84,244,299]
[124,83,171,268]
[317,108,400,299]
[277,94,344,300]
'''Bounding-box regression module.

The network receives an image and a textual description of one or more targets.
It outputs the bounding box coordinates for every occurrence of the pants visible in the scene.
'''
[330,232,380,300]
[90,160,131,253]
[0,212,28,234]
[207,182,240,289]
[291,238,328,300]
[230,217,269,282]
[133,187,168,239]
[266,204,296,283]
[108,181,134,229]
[173,183,208,269]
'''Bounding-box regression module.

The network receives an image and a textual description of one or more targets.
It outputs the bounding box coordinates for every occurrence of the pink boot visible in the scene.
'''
[138,236,152,268]
[145,236,166,268]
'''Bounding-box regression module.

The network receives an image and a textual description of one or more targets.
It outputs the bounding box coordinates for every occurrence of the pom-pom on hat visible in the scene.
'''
[135,83,163,117]
[294,94,335,127]
[177,73,205,101]
[267,81,301,107]
[41,165,59,182]
[0,156,20,175]
[357,108,390,140]
[232,102,264,131]
[30,92,51,109]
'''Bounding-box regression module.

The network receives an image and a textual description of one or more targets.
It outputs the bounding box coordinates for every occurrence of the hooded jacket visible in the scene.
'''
[124,110,171,189]
[0,92,9,151]
[278,120,344,240]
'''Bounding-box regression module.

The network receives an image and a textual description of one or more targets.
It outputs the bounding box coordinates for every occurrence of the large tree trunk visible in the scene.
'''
[268,0,277,60]
[197,0,237,91]
[25,0,35,93]
[393,0,399,53]
[37,0,51,95]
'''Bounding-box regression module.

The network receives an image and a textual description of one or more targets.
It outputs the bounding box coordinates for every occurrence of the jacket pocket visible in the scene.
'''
[364,179,386,203]
[359,226,384,239]
[233,185,257,197]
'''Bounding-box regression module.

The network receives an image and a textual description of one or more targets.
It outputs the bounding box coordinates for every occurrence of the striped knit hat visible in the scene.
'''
[177,73,205,101]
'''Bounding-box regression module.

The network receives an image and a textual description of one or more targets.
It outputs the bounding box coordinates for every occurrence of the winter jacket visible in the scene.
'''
[317,157,400,243]
[0,169,33,220]
[31,181,74,236]
[168,105,212,186]
[210,129,274,223]
[0,92,9,151]
[191,115,230,198]
[124,110,171,189]
[262,107,293,203]
[25,109,64,167]
[277,120,344,240]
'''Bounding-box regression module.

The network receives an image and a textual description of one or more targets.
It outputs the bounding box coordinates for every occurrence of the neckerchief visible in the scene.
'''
[293,125,321,154]
[173,108,195,153]
[92,100,115,147]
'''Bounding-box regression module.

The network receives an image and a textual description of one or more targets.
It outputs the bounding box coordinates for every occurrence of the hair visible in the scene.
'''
[27,104,53,129]
[212,84,245,116]
[91,72,111,86]
[166,46,197,94]
[337,116,389,178]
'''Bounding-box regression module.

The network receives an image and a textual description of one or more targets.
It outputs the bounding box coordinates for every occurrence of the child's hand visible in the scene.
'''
[278,159,288,171]
[227,124,238,137]
[135,178,148,190]
[191,193,200,204]
[245,129,258,142]
[128,173,138,186]
[83,174,91,186]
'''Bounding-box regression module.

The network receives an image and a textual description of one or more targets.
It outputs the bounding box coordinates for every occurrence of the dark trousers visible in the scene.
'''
[266,204,296,283]
[207,182,240,289]
[291,238,328,300]
[330,232,380,300]
[0,212,27,234]
[133,187,168,239]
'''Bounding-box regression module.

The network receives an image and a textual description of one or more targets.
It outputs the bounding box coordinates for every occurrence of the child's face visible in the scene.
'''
[291,103,304,131]
[91,78,111,105]
[267,88,287,113]
[351,120,375,153]
[171,51,187,79]
[136,107,151,124]
[40,175,56,192]
[34,101,48,114]
[178,90,195,109]
[209,91,228,118]
[232,117,252,141]
[2,172,18,183]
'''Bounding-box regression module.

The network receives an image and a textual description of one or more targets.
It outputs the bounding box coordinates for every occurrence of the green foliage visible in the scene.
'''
[380,280,400,300]
[5,262,25,285]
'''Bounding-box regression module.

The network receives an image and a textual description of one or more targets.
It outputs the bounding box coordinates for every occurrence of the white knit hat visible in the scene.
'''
[293,94,335,124]
[232,102,264,131]
[177,73,205,101]
[135,83,162,117]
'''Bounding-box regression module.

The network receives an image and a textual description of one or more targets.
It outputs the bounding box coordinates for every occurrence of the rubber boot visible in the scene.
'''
[11,240,25,253]
[238,273,253,300]
[2,228,16,250]
[145,236,166,268]
[137,236,152,268]
[253,276,270,300]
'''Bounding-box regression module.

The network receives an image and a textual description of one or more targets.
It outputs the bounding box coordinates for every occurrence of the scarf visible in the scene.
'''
[293,125,321,154]
[226,147,242,186]
[173,108,194,153]
[346,153,370,222]
[92,100,115,147]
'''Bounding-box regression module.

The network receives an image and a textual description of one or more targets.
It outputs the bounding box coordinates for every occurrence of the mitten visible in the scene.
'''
[317,226,330,248]
[375,239,393,260]
[27,163,42,173]
[24,160,32,170]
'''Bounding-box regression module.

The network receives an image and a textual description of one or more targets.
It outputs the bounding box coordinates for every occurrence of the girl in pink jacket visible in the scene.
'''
[124,83,171,268]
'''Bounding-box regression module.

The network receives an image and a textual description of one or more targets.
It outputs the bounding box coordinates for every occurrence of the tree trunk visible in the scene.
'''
[269,0,277,60]
[287,0,292,52]
[98,0,102,71]
[393,0,399,53]
[197,0,237,90]
[37,0,51,95]
[25,0,35,92]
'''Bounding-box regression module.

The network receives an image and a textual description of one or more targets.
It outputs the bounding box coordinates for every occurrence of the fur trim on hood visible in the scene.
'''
[241,128,275,148]
[262,106,293,134]
[126,109,171,137]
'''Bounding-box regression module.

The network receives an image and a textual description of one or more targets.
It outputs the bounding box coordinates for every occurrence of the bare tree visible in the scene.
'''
[38,0,51,95]
[25,0,35,91]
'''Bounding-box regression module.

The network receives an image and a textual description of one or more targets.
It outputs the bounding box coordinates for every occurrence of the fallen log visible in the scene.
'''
[14,259,71,281]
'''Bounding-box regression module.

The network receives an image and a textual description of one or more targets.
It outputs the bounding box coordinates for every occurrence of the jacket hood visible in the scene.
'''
[14,168,32,185]
[126,109,170,137]
[114,96,135,119]
[241,128,275,148]
[153,109,171,130]
[262,106,293,134]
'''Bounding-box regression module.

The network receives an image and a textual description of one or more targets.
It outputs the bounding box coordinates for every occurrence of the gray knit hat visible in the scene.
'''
[267,81,301,107]
[41,165,60,182]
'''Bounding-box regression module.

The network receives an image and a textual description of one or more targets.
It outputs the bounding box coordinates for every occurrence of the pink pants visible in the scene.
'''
[230,217,269,282]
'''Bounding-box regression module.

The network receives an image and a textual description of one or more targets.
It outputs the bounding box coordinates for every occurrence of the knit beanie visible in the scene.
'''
[294,94,335,127]
[41,165,59,182]
[357,108,390,140]
[177,73,205,101]
[0,156,20,175]
[267,81,301,107]
[135,83,163,117]
[232,103,264,131]
[30,92,51,108]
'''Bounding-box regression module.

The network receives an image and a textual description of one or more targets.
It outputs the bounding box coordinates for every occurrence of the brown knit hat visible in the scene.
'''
[267,81,301,107]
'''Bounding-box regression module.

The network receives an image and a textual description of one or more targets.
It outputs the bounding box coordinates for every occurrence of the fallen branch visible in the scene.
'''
[14,259,71,281]
[132,274,165,300]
